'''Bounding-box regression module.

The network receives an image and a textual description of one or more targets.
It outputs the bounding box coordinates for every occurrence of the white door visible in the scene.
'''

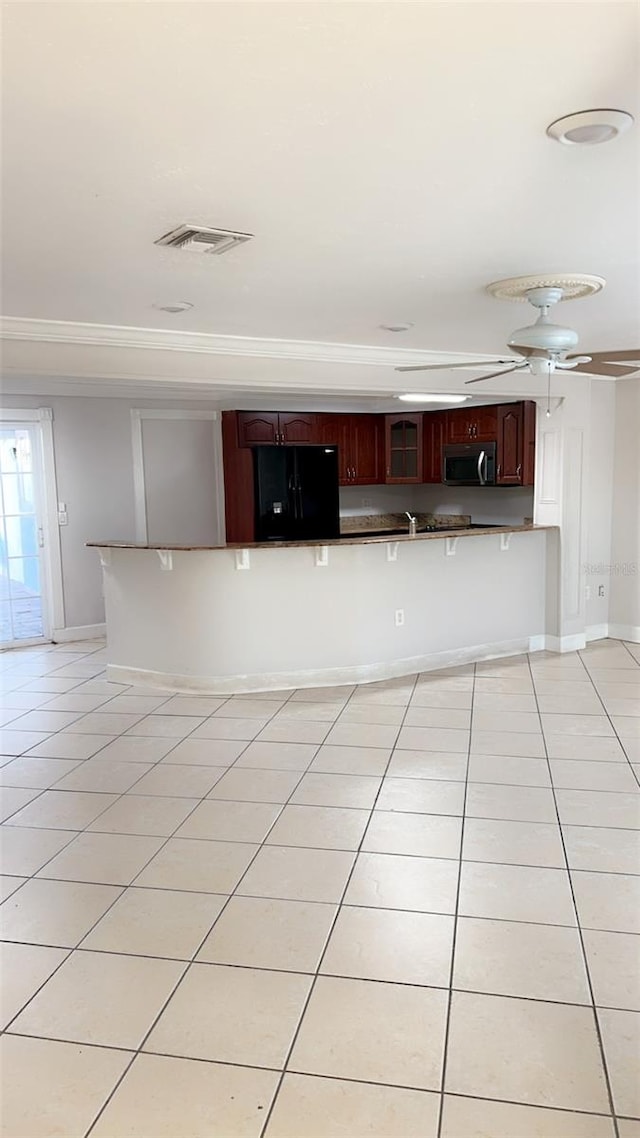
[0,423,50,646]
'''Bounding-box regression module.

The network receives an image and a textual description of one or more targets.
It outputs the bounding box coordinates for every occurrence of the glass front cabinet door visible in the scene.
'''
[384,414,423,484]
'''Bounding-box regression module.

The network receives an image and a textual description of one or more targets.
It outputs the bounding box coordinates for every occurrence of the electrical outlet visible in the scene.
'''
[598,585,605,597]
[395,609,405,627]
[361,498,372,508]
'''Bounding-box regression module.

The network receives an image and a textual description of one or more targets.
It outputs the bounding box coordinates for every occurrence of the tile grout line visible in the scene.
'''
[577,646,640,792]
[434,661,477,1138]
[256,672,423,1138]
[0,1024,627,1122]
[79,682,322,1138]
[2,643,638,1131]
[527,651,621,1138]
[0,687,282,1037]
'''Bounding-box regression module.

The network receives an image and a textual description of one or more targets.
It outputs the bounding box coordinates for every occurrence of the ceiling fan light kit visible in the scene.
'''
[546,109,634,145]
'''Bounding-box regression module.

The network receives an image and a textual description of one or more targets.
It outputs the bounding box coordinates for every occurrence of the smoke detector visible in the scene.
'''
[154,224,253,255]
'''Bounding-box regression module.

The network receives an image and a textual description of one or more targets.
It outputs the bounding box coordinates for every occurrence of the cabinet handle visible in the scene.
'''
[516,463,522,478]
[497,464,501,479]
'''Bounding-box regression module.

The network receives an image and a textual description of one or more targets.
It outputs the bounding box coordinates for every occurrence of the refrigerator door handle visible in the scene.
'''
[288,476,298,520]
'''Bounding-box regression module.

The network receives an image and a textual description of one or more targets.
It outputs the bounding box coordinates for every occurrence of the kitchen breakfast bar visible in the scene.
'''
[89,525,556,694]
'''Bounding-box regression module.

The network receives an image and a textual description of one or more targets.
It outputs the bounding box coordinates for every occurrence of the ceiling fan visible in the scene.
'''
[396,275,640,385]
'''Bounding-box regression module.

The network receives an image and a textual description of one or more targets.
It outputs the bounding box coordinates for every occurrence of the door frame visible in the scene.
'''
[0,407,65,643]
[131,409,226,544]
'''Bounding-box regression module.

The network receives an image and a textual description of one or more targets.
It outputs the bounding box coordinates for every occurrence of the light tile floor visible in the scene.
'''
[0,637,639,1138]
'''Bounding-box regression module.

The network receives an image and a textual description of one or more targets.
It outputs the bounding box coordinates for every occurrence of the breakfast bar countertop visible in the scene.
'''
[87,522,553,553]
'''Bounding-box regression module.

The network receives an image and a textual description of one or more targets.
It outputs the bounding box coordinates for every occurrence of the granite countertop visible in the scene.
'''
[88,522,553,553]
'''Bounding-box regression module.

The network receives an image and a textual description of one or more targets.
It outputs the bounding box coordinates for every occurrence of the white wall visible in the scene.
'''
[584,380,616,632]
[339,484,422,517]
[414,484,534,525]
[339,482,534,523]
[610,377,640,637]
[0,394,221,632]
[103,531,549,691]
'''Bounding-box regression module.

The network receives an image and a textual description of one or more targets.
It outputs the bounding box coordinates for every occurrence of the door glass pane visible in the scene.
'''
[390,451,404,477]
[404,423,417,447]
[0,600,12,642]
[4,515,38,557]
[406,451,417,478]
[0,426,44,644]
[1,473,35,514]
[0,429,32,473]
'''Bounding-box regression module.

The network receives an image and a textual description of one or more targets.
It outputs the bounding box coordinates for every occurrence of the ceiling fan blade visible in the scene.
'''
[570,361,640,378]
[396,358,519,373]
[569,349,640,362]
[465,364,527,385]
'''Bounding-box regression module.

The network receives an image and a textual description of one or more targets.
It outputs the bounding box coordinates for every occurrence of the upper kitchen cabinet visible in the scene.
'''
[496,401,536,486]
[319,414,383,485]
[350,415,383,484]
[237,411,317,446]
[423,410,447,483]
[384,413,423,484]
[446,405,498,443]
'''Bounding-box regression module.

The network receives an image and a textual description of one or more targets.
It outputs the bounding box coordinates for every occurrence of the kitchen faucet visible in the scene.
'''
[405,511,417,537]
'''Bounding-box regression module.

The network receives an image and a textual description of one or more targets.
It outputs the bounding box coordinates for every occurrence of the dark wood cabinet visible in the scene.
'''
[221,412,255,543]
[496,401,536,486]
[222,403,536,540]
[278,412,317,444]
[423,411,447,483]
[384,414,423,484]
[236,412,279,446]
[237,411,317,446]
[319,415,351,482]
[350,415,383,484]
[446,405,497,443]
[319,414,383,485]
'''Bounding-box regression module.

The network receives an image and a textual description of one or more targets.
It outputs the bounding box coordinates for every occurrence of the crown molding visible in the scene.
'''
[0,315,501,370]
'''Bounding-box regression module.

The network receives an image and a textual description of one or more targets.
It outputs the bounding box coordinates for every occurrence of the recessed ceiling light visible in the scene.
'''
[152,301,193,314]
[397,393,469,403]
[547,109,634,145]
[380,323,414,332]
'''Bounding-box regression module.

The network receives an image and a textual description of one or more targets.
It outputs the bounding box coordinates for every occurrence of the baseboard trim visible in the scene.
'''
[106,636,547,694]
[608,623,640,644]
[542,634,587,653]
[586,624,610,643]
[51,623,106,643]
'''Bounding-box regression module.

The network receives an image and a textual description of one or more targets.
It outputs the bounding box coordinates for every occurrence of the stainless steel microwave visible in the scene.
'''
[443,441,497,486]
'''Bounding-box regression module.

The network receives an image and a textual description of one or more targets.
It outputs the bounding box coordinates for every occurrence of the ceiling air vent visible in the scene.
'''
[154,224,252,255]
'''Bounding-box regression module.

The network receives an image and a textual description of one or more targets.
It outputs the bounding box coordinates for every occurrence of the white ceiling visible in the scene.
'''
[1,1,639,402]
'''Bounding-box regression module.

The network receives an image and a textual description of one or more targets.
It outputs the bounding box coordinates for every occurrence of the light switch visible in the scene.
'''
[57,502,68,526]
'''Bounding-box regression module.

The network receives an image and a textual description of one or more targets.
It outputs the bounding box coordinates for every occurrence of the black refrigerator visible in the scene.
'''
[253,445,340,542]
